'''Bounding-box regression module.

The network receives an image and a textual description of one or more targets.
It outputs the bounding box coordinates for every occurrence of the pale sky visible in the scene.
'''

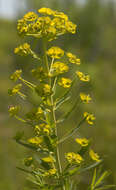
[0,0,116,19]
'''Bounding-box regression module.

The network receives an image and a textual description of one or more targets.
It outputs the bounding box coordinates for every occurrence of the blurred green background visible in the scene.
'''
[0,0,116,189]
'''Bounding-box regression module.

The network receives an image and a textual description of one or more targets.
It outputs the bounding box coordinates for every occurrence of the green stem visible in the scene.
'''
[42,39,65,190]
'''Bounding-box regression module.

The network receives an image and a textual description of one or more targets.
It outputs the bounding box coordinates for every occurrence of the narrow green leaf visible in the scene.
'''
[91,169,97,190]
[78,160,103,173]
[95,171,110,188]
[95,185,116,190]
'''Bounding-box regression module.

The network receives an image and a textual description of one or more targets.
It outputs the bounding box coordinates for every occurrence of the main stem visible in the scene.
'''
[42,39,65,190]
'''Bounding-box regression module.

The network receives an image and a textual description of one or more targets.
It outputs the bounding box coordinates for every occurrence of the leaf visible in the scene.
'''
[78,160,103,173]
[91,169,97,190]
[57,96,80,123]
[58,118,86,144]
[95,185,116,190]
[94,171,111,188]
[55,96,71,110]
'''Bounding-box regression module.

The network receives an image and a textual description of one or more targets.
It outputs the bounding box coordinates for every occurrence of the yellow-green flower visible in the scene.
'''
[8,84,22,96]
[23,12,38,21]
[44,168,57,176]
[35,83,52,97]
[38,7,54,16]
[17,18,28,34]
[65,152,83,164]
[58,77,72,88]
[47,46,64,59]
[42,156,55,163]
[65,21,77,34]
[89,149,101,162]
[50,62,69,76]
[80,93,92,103]
[10,70,22,82]
[31,67,47,81]
[8,105,20,117]
[84,112,95,125]
[24,157,33,167]
[66,52,80,65]
[76,71,90,82]
[75,137,89,147]
[28,136,43,146]
[35,124,50,135]
[14,43,31,56]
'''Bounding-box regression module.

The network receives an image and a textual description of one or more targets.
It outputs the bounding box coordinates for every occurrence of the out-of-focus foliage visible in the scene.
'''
[0,0,116,189]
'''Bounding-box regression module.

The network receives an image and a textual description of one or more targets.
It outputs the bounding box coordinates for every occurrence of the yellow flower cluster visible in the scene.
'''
[8,105,20,117]
[35,124,50,135]
[35,83,52,97]
[8,84,22,96]
[76,71,90,82]
[66,52,80,65]
[17,8,77,41]
[50,62,69,76]
[14,43,31,56]
[58,77,72,88]
[80,93,92,103]
[28,136,43,146]
[42,156,55,163]
[84,112,96,125]
[75,137,89,147]
[10,70,22,82]
[89,149,100,162]
[44,168,57,176]
[47,46,64,59]
[23,12,38,21]
[65,152,83,164]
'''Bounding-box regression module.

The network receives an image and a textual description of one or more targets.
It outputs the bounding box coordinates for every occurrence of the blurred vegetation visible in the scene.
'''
[0,0,116,189]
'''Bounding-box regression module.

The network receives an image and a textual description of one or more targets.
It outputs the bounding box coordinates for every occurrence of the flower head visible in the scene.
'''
[65,152,83,164]
[28,136,43,146]
[75,137,89,147]
[50,62,69,76]
[66,52,80,65]
[58,77,72,88]
[14,43,31,56]
[89,149,101,162]
[8,105,20,117]
[80,93,92,103]
[10,70,22,82]
[84,112,95,125]
[47,46,64,59]
[76,71,90,82]
[8,84,22,96]
[23,12,38,21]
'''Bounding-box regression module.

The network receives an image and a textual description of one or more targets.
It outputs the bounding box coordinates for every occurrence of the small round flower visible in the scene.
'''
[50,62,69,76]
[84,112,95,125]
[42,156,55,163]
[80,93,92,103]
[8,105,20,117]
[76,71,90,82]
[24,157,33,167]
[66,52,80,65]
[44,168,57,176]
[75,137,89,147]
[28,136,43,146]
[65,21,77,34]
[14,43,31,56]
[17,19,28,34]
[89,149,101,162]
[35,83,52,97]
[47,46,64,59]
[10,70,22,82]
[65,152,83,164]
[23,12,38,21]
[58,77,72,88]
[38,7,54,16]
[8,84,22,96]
